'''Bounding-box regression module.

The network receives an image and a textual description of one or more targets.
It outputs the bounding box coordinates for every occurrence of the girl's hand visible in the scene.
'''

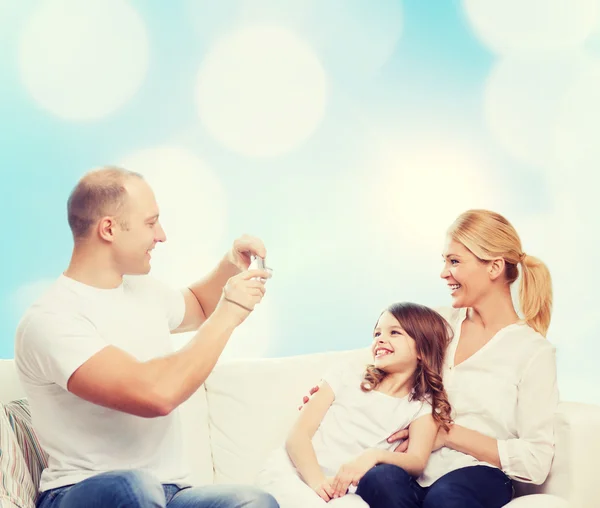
[308,477,335,502]
[331,449,380,498]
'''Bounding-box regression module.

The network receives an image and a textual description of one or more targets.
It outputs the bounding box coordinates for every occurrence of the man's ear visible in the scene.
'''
[488,257,505,281]
[98,217,117,243]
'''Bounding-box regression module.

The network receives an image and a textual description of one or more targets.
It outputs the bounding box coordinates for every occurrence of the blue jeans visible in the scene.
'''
[356,464,513,508]
[36,470,279,508]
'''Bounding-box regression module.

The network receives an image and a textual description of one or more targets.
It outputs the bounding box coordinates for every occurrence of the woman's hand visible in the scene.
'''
[387,427,410,452]
[331,449,380,498]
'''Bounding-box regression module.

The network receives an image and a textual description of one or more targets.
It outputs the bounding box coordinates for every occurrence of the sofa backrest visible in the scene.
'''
[204,348,371,484]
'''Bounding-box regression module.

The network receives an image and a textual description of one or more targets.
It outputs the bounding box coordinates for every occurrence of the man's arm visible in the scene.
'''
[67,269,270,418]
[174,256,240,333]
[173,235,267,333]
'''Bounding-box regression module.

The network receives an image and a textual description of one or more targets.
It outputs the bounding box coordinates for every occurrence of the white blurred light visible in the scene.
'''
[12,279,54,317]
[196,24,328,158]
[18,0,148,121]
[293,0,403,79]
[483,53,590,170]
[556,56,600,181]
[366,136,500,252]
[463,0,598,55]
[120,146,227,288]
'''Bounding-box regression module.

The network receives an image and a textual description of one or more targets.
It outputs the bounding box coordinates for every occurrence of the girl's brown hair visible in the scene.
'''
[361,302,453,430]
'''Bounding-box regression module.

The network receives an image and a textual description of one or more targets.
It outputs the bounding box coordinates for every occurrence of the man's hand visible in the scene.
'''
[331,450,379,498]
[308,477,335,502]
[227,235,267,271]
[216,269,270,326]
[388,428,410,453]
[298,385,320,411]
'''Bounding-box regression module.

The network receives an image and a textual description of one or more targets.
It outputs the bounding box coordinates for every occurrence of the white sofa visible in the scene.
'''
[1,348,599,508]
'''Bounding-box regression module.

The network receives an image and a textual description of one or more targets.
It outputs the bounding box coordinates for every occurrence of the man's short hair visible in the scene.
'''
[67,166,143,239]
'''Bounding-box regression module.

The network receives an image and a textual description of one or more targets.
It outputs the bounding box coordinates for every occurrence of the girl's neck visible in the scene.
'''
[375,370,414,398]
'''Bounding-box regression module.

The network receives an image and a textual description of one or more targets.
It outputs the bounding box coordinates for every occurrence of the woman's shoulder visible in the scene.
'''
[510,322,556,354]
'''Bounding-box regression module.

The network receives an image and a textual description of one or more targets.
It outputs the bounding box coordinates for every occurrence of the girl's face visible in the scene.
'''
[371,312,420,373]
[440,236,492,309]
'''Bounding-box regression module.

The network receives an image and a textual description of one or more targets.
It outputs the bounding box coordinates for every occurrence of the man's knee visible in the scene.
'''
[357,464,412,494]
[240,488,279,508]
[95,469,165,507]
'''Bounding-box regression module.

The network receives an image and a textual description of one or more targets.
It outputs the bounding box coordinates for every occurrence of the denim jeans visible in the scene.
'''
[36,470,279,508]
[356,464,513,508]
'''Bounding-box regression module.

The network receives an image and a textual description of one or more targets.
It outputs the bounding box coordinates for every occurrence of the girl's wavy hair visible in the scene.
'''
[361,302,454,430]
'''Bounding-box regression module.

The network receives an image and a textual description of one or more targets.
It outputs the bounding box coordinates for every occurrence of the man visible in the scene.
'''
[14,167,278,508]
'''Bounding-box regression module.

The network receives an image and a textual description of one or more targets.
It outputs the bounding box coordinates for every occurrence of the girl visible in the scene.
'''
[255,302,453,507]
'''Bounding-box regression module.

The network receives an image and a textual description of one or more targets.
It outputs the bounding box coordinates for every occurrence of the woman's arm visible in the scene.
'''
[443,425,500,467]
[285,381,335,490]
[443,346,558,484]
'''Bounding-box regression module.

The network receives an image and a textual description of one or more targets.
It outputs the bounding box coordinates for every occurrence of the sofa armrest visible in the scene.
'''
[514,401,600,508]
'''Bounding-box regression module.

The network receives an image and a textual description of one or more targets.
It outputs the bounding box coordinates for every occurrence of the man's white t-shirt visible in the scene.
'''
[14,274,189,492]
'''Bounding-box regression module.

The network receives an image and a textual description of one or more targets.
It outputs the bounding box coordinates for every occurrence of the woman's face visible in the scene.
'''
[440,236,491,308]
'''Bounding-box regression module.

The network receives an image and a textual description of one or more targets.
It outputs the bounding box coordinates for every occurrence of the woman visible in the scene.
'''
[302,209,558,508]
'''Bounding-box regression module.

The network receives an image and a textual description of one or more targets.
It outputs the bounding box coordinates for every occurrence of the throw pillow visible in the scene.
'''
[0,402,36,508]
[2,400,47,492]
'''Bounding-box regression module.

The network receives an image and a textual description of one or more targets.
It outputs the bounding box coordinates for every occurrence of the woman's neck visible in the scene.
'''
[467,287,520,331]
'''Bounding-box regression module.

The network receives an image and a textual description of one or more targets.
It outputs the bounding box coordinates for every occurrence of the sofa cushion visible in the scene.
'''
[0,402,36,508]
[177,385,215,486]
[204,348,371,484]
[505,493,568,507]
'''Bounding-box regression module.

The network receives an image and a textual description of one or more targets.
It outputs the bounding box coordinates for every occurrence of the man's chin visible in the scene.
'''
[123,265,152,276]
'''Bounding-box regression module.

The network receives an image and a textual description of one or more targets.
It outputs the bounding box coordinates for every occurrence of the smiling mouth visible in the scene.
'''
[449,284,461,292]
[374,348,393,358]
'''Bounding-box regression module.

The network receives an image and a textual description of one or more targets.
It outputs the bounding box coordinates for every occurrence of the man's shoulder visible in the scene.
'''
[17,277,80,325]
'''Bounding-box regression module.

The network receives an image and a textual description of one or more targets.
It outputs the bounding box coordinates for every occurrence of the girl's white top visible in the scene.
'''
[292,363,432,478]
[419,307,559,487]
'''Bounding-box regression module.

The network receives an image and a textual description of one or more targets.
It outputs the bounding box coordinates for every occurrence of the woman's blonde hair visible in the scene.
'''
[361,302,454,431]
[448,209,552,336]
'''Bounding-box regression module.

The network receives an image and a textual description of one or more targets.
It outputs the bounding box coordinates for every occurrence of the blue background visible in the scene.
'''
[1,0,599,405]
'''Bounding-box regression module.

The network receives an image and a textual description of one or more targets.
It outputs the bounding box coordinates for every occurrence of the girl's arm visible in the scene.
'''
[331,413,438,497]
[285,381,335,490]
[376,413,439,476]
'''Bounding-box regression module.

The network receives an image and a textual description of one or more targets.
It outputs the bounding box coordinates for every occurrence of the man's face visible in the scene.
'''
[112,178,166,275]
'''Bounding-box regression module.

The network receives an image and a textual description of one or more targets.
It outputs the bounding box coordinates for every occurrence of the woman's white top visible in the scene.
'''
[418,307,559,487]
